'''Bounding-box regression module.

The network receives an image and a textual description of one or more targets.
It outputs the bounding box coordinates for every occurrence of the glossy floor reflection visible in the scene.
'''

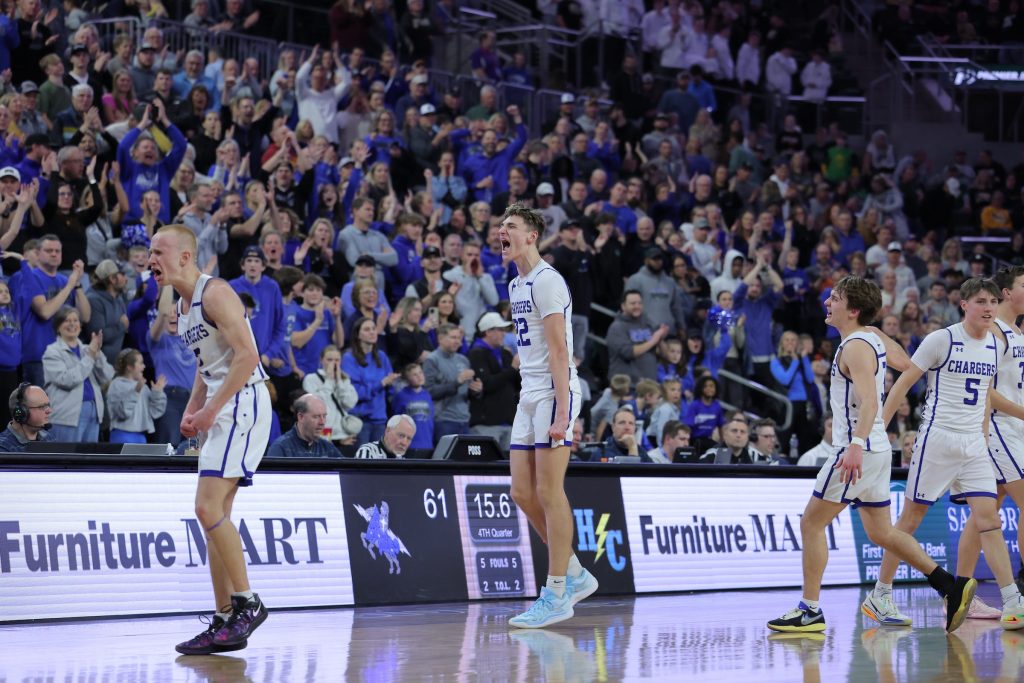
[2,584,1022,682]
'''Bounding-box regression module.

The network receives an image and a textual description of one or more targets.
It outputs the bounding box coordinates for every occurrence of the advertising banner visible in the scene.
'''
[529,475,635,595]
[340,472,468,604]
[0,471,353,621]
[620,477,860,592]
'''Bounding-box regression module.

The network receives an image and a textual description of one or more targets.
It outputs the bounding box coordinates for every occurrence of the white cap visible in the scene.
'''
[887,241,902,252]
[339,156,354,166]
[477,312,513,333]
[419,103,436,115]
[411,74,428,85]
[560,93,575,104]
[536,182,555,196]
[0,167,20,182]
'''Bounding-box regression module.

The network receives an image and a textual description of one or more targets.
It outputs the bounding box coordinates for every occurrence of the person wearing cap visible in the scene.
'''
[535,182,568,244]
[394,74,432,132]
[128,40,159,98]
[229,246,287,374]
[640,111,681,160]
[405,244,446,306]
[84,259,129,364]
[15,83,49,139]
[408,101,444,172]
[542,92,582,137]
[467,312,519,452]
[296,45,351,146]
[875,242,917,294]
[64,43,103,104]
[549,219,594,360]
[625,246,687,336]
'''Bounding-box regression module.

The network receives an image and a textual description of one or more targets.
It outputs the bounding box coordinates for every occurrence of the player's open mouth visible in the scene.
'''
[151,266,163,279]
[500,239,511,252]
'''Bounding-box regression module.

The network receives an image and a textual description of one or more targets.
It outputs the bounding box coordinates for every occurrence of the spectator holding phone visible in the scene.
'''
[442,242,498,338]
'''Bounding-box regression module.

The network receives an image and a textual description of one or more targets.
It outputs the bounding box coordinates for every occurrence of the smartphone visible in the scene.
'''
[428,307,439,324]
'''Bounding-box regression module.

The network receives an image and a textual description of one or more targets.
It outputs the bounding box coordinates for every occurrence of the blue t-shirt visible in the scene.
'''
[0,303,22,371]
[288,306,336,374]
[684,399,724,438]
[151,329,198,390]
[20,269,67,363]
[391,386,435,450]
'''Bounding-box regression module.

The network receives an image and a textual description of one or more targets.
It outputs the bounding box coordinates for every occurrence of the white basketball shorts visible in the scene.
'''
[198,383,272,487]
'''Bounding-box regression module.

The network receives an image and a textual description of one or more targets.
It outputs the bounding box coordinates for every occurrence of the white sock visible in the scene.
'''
[874,581,893,595]
[801,597,820,612]
[215,611,231,622]
[1001,583,1022,607]
[568,554,584,578]
[233,590,255,601]
[546,575,566,598]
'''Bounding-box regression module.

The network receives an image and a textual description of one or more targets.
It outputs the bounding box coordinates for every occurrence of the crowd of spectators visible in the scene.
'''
[0,0,1018,463]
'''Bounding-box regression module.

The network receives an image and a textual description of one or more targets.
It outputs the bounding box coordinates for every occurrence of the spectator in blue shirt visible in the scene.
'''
[229,246,287,374]
[470,31,502,82]
[658,71,701,134]
[684,375,725,443]
[288,274,344,377]
[265,394,342,458]
[390,362,435,453]
[149,285,196,447]
[460,105,527,203]
[687,65,717,112]
[0,280,20,425]
[343,316,400,445]
[117,101,187,223]
[0,13,19,74]
[833,209,865,265]
[733,255,783,390]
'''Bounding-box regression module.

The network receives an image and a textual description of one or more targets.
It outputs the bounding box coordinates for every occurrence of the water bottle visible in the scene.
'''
[789,434,799,461]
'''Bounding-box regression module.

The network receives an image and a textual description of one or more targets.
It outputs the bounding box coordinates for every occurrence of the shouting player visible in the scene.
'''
[500,203,598,628]
[867,278,1024,630]
[768,277,977,634]
[150,225,273,654]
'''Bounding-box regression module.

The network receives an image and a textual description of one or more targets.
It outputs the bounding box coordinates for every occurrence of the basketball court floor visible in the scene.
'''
[1,584,1020,682]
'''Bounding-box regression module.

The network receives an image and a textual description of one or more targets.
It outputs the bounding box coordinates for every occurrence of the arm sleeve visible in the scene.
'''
[770,357,799,386]
[910,328,950,372]
[106,380,135,421]
[148,388,167,420]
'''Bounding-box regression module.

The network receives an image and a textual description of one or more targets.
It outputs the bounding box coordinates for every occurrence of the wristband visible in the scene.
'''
[850,436,866,448]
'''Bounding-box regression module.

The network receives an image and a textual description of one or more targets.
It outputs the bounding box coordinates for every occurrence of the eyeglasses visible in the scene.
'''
[27,403,50,410]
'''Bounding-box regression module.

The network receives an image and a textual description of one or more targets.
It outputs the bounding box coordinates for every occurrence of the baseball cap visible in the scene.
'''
[422,246,442,258]
[20,81,39,94]
[411,74,428,86]
[477,312,513,333]
[241,246,266,263]
[419,103,436,115]
[654,112,669,121]
[693,217,710,230]
[887,242,902,252]
[355,254,376,266]
[0,167,20,181]
[970,253,987,264]
[70,43,88,54]
[139,41,157,51]
[560,93,575,104]
[339,156,354,167]
[93,259,120,281]
[560,219,581,231]
[645,246,664,260]
[536,182,555,196]
[642,73,654,84]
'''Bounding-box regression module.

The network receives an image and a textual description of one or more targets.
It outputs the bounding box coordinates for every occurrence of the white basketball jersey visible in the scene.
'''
[829,330,889,451]
[508,260,581,395]
[914,323,1000,434]
[178,274,267,396]
[992,318,1024,429]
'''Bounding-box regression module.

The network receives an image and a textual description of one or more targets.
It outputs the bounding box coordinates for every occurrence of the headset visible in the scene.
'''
[11,382,30,424]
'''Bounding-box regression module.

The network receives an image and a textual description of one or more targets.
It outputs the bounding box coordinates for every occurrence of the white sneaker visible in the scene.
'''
[966,596,1002,620]
[566,568,599,606]
[1002,595,1024,631]
[508,588,574,629]
[861,591,912,626]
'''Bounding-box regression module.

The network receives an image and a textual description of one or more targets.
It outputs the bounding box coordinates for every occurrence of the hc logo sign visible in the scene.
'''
[574,509,626,572]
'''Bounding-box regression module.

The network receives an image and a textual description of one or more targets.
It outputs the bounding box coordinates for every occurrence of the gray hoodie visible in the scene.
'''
[624,265,686,332]
[423,348,472,422]
[605,312,659,384]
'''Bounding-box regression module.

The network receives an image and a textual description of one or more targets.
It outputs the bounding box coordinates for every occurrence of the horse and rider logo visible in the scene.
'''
[353,501,411,574]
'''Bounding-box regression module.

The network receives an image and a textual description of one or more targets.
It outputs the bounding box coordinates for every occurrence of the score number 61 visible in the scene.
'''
[423,488,449,519]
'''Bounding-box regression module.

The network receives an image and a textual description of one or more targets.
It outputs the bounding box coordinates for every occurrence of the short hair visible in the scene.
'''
[71,84,93,98]
[993,266,1024,297]
[437,322,460,338]
[395,212,425,230]
[612,406,636,423]
[636,378,660,398]
[156,224,198,256]
[960,277,1000,301]
[274,265,304,294]
[752,418,777,436]
[832,276,882,325]
[319,344,340,359]
[386,414,415,430]
[609,374,632,396]
[293,394,324,416]
[502,203,545,235]
[302,274,327,291]
[401,362,422,377]
[352,196,374,212]
[51,306,79,333]
[57,146,82,165]
[661,420,689,443]
[39,233,61,245]
[621,289,642,305]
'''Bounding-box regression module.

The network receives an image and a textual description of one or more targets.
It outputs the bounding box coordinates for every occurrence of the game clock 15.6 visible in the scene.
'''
[464,484,519,542]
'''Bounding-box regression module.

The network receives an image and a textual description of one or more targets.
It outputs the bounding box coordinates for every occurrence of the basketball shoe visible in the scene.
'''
[945,576,977,633]
[861,591,912,626]
[508,588,574,629]
[213,594,268,646]
[175,615,248,655]
[767,602,826,633]
[1001,594,1024,631]
[965,596,1002,619]
[566,568,599,606]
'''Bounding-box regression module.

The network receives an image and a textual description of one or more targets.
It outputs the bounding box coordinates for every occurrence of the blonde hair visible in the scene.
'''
[156,224,198,259]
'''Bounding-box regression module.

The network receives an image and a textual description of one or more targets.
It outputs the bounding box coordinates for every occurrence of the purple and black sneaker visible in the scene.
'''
[213,594,268,647]
[175,615,248,655]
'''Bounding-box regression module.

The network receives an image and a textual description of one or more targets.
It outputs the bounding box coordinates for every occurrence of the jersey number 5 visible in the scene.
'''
[515,318,531,347]
[964,377,980,405]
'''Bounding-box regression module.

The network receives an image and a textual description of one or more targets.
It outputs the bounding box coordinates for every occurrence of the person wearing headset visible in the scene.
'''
[0,384,54,452]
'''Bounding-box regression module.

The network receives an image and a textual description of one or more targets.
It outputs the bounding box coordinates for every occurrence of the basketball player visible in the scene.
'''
[500,203,598,628]
[768,277,977,634]
[867,278,1024,630]
[876,267,1024,621]
[149,225,273,654]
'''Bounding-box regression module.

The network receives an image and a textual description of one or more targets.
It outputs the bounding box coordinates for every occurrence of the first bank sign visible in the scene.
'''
[621,478,860,592]
[0,471,354,621]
